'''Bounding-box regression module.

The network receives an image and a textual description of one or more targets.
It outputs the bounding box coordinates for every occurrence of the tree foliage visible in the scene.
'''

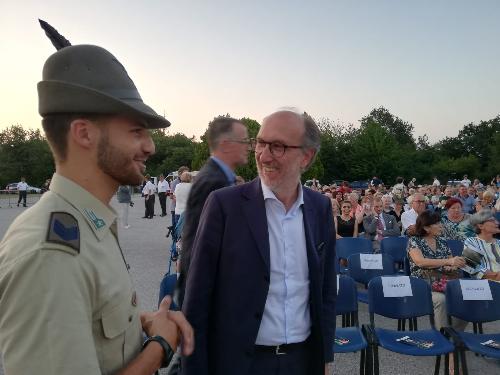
[1,109,498,189]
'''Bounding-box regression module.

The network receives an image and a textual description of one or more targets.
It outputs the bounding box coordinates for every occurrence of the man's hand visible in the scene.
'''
[141,296,194,356]
[406,224,417,236]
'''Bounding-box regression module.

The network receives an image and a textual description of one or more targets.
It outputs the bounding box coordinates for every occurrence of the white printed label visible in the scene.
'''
[382,276,413,297]
[360,254,383,270]
[459,279,493,301]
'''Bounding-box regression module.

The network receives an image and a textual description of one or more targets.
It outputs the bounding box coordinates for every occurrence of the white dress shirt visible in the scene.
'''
[157,179,170,193]
[17,182,28,191]
[255,183,311,345]
[142,181,155,196]
[401,208,418,233]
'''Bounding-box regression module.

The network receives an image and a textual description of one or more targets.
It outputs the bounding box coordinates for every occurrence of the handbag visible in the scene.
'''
[423,268,460,293]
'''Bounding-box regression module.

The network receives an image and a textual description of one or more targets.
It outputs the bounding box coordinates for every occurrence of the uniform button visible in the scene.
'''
[128,315,133,322]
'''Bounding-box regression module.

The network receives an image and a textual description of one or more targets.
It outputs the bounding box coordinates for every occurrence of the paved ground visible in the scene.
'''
[0,193,499,374]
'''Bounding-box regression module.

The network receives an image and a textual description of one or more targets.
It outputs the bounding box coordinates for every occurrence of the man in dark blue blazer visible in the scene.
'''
[182,110,336,375]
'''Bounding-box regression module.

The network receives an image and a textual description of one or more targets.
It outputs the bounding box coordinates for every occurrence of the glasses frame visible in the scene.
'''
[251,138,303,158]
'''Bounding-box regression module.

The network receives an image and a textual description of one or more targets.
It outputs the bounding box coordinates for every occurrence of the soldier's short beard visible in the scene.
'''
[97,130,143,186]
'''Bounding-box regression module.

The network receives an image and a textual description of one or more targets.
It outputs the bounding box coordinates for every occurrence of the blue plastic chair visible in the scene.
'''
[365,276,456,375]
[158,273,179,311]
[444,279,500,375]
[446,239,464,257]
[335,275,370,374]
[336,237,373,274]
[380,236,409,274]
[347,253,396,304]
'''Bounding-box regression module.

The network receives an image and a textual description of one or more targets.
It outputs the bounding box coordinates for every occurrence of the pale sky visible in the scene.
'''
[1,0,499,142]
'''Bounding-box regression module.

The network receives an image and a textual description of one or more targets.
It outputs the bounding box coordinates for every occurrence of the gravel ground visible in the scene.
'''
[0,193,499,374]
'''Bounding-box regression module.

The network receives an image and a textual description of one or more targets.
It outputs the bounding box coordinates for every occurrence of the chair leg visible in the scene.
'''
[434,355,441,375]
[360,348,365,375]
[444,353,449,375]
[402,319,406,330]
[453,350,459,375]
[413,318,418,331]
[397,319,401,331]
[365,345,373,375]
[373,345,379,375]
[460,349,468,375]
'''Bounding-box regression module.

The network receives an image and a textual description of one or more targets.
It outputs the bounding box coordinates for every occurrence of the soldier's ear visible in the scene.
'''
[68,118,99,150]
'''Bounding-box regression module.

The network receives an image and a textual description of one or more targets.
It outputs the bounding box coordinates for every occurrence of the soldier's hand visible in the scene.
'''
[140,296,194,356]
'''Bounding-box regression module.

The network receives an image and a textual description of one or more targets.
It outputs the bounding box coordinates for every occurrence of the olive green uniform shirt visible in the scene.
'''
[0,173,142,374]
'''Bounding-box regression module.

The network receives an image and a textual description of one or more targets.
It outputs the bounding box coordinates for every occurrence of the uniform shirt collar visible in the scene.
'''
[49,173,117,241]
[261,181,304,214]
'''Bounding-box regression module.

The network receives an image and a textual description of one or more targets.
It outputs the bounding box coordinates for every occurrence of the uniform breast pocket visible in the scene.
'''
[96,302,136,374]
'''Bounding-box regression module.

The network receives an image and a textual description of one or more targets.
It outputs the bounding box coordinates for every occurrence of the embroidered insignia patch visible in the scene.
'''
[46,212,80,253]
[83,209,106,230]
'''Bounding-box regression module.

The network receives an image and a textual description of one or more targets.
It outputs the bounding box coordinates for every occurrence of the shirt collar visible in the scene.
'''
[49,173,117,241]
[261,181,304,214]
[211,156,236,185]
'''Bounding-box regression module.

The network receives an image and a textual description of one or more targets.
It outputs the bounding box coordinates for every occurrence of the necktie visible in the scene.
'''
[377,217,384,241]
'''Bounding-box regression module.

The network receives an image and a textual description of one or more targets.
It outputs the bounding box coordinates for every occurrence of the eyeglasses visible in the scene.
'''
[252,139,303,158]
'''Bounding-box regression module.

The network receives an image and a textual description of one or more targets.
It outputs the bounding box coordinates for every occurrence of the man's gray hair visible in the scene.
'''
[206,116,243,152]
[263,108,321,170]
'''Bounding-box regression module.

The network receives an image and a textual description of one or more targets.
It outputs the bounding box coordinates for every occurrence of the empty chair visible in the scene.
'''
[365,276,456,375]
[446,239,464,257]
[335,275,370,374]
[347,253,397,303]
[444,279,500,375]
[380,236,409,274]
[337,237,373,273]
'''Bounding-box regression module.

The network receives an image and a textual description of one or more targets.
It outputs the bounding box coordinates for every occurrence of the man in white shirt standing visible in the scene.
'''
[157,174,170,217]
[460,174,471,187]
[17,177,28,207]
[432,177,440,187]
[142,174,156,219]
[401,193,427,235]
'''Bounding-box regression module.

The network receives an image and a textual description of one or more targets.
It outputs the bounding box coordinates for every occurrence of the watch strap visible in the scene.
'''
[142,335,174,368]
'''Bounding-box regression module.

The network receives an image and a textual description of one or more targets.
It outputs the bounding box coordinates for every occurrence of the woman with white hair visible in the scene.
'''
[463,209,500,281]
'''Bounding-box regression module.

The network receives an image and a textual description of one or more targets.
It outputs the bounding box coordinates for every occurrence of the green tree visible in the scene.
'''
[360,106,416,146]
[0,125,53,187]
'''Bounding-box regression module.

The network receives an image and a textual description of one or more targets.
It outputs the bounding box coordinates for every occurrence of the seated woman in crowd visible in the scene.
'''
[334,200,362,239]
[440,197,474,240]
[407,210,467,330]
[474,190,495,213]
[464,209,500,281]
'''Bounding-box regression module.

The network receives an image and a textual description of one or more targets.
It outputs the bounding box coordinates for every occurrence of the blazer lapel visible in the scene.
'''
[242,179,270,274]
[302,189,320,281]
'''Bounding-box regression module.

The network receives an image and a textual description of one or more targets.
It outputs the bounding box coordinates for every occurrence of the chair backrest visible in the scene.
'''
[368,276,434,322]
[336,275,358,315]
[347,253,396,286]
[380,236,409,263]
[158,273,179,310]
[446,239,464,257]
[445,279,500,323]
[336,237,373,260]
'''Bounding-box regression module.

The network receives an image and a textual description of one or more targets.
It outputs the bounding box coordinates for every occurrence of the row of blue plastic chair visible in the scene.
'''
[337,236,465,275]
[335,275,500,375]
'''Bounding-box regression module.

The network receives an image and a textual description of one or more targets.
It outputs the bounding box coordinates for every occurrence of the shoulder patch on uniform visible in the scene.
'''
[46,212,80,254]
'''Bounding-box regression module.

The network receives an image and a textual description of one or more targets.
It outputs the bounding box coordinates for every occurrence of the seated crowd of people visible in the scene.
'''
[310,175,500,334]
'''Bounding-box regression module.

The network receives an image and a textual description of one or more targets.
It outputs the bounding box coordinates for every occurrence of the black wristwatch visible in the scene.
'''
[142,335,175,368]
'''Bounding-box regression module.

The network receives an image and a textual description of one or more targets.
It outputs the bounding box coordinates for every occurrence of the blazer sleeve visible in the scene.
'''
[363,215,377,235]
[322,198,337,363]
[182,192,225,375]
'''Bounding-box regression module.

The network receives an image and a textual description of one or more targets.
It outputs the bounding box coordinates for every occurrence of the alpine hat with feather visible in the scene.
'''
[37,20,170,129]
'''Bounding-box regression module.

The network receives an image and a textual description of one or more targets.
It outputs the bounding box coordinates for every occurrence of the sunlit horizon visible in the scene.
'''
[1,1,499,143]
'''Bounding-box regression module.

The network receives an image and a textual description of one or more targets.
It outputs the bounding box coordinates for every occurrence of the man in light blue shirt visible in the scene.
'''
[183,110,336,375]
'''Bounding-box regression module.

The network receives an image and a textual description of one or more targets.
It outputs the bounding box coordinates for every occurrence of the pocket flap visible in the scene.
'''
[101,303,133,339]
